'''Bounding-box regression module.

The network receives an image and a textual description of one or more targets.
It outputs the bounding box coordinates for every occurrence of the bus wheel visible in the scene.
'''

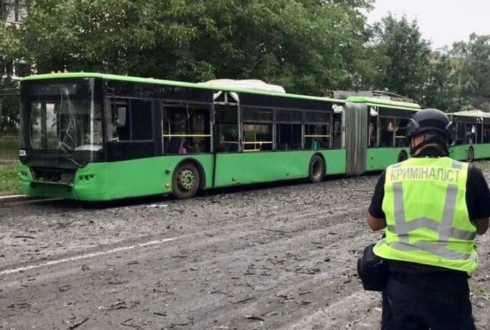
[398,151,408,162]
[308,155,325,183]
[173,162,200,199]
[467,147,474,163]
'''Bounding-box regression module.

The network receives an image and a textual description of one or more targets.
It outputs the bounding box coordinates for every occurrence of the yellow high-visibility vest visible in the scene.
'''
[373,157,478,272]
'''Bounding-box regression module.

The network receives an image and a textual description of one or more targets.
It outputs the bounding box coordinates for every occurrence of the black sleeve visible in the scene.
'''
[368,170,386,218]
[466,166,490,220]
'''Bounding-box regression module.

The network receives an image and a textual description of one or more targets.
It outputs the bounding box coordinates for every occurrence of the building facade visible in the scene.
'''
[1,0,28,80]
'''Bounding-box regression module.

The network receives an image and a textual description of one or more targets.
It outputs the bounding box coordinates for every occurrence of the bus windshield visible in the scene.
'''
[20,78,103,163]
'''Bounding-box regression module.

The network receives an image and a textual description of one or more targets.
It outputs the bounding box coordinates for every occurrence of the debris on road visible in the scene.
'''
[2,169,490,329]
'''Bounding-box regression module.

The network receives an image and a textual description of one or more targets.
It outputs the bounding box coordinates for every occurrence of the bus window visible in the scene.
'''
[163,103,211,155]
[276,110,302,150]
[332,112,343,150]
[484,124,490,143]
[476,124,483,144]
[108,99,152,142]
[465,124,474,144]
[454,123,466,145]
[104,98,155,161]
[305,111,331,149]
[368,119,377,148]
[109,100,127,140]
[215,105,239,152]
[379,117,396,147]
[454,123,477,145]
[131,100,153,141]
[241,107,273,152]
[395,119,409,147]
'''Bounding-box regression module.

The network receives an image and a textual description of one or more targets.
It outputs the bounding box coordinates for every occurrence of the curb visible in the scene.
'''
[0,194,48,204]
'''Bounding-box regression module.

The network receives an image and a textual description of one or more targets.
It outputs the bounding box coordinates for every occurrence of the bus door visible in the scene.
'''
[213,91,240,153]
[212,91,240,187]
[368,107,378,148]
[344,102,368,176]
[332,104,345,149]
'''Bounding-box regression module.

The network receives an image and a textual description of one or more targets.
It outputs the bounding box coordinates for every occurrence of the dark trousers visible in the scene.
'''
[381,271,476,330]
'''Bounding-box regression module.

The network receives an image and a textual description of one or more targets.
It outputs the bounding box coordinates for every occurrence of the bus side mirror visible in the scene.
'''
[116,107,127,127]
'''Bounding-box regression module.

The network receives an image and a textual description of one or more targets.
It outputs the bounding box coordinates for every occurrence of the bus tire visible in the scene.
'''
[398,150,408,162]
[467,147,474,163]
[308,155,325,183]
[173,161,200,199]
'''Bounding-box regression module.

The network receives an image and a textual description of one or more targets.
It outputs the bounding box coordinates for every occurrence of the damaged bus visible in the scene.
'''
[18,72,421,201]
[448,110,490,162]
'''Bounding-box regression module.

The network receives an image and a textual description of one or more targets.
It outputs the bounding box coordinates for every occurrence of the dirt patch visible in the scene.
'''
[0,164,490,329]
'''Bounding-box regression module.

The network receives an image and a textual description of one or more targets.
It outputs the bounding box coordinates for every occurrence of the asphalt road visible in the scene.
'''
[1,166,490,330]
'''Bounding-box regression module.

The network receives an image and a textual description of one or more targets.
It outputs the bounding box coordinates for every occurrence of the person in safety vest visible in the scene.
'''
[367,108,490,330]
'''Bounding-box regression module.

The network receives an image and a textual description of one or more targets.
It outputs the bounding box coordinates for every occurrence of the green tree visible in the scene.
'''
[18,0,376,95]
[451,33,490,111]
[423,53,463,112]
[0,18,22,132]
[20,0,159,73]
[370,14,432,101]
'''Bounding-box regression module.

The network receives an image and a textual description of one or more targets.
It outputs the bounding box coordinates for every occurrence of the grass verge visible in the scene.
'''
[0,163,20,196]
[0,136,20,196]
[0,136,18,160]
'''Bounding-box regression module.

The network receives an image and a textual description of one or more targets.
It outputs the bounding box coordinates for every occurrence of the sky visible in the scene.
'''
[365,0,488,49]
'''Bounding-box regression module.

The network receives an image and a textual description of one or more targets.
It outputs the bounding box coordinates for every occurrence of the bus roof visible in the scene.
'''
[450,110,490,118]
[345,96,421,110]
[21,72,344,104]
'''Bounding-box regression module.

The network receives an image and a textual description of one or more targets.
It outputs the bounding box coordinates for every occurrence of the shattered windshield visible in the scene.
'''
[21,78,103,163]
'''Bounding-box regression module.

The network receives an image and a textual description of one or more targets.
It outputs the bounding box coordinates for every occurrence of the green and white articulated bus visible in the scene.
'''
[18,72,422,201]
[448,110,490,162]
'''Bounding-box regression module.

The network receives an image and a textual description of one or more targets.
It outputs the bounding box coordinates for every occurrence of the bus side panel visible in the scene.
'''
[213,150,346,188]
[101,155,215,200]
[366,148,410,171]
[322,150,346,175]
[21,149,347,201]
[449,145,468,161]
[25,155,216,201]
[472,144,490,160]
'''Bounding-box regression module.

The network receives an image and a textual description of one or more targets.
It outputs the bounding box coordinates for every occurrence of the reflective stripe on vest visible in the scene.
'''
[374,157,478,272]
